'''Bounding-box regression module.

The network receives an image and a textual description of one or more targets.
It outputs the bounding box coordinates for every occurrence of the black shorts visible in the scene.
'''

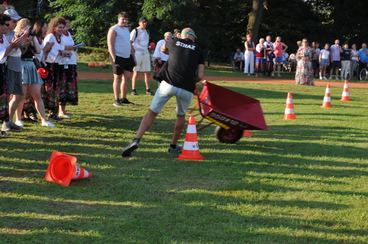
[111,55,135,75]
[312,60,319,69]
[331,61,341,69]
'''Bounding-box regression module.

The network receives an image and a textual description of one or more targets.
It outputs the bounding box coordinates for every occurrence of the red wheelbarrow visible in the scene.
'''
[191,81,267,143]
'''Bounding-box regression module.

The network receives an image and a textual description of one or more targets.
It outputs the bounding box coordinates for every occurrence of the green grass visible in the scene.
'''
[1,76,368,243]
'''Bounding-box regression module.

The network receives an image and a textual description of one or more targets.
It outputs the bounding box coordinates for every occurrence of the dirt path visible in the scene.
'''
[78,71,368,88]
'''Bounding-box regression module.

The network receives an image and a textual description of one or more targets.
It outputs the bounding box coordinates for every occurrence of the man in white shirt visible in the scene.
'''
[130,17,152,96]
[153,32,172,75]
[107,11,135,107]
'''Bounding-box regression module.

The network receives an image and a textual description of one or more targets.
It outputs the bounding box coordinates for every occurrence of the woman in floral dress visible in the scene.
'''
[295,38,314,85]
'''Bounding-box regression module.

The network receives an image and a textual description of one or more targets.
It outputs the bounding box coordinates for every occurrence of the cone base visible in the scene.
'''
[178,152,204,161]
[341,98,350,102]
[321,104,332,108]
[284,115,296,120]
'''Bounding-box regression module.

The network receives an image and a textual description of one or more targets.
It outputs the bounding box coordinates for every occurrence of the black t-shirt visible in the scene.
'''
[341,49,352,61]
[157,38,205,93]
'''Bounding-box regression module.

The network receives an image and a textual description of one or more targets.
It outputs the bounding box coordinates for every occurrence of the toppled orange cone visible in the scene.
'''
[45,151,92,187]
[284,92,296,120]
[178,116,204,161]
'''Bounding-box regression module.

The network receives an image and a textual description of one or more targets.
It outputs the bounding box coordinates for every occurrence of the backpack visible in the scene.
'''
[131,28,150,42]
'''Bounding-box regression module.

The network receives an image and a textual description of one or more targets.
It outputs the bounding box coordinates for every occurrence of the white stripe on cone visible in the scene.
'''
[323,97,331,102]
[287,99,294,103]
[72,164,90,179]
[183,141,199,151]
[342,91,349,96]
[186,124,197,134]
[284,108,294,114]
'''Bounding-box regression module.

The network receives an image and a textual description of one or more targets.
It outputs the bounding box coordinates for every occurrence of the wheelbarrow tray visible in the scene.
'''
[198,82,267,130]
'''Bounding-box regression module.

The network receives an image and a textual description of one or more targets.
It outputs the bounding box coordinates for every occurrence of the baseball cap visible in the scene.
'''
[4,8,22,21]
[182,30,197,39]
[139,17,147,22]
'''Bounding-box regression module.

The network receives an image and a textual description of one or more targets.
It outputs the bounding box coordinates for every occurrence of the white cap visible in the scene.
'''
[4,9,22,21]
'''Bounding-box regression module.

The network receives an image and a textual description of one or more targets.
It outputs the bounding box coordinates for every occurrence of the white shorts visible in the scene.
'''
[133,51,151,72]
[150,81,193,116]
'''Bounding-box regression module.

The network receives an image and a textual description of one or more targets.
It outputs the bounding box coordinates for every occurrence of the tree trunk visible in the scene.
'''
[247,0,265,42]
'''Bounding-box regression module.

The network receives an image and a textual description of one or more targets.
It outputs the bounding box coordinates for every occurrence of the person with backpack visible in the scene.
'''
[130,17,152,96]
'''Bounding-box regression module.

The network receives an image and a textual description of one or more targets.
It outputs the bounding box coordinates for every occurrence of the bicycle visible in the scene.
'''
[359,63,368,81]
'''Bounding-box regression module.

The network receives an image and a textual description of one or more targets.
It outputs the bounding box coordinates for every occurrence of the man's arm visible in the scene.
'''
[107,28,117,62]
[282,42,288,52]
[161,42,169,54]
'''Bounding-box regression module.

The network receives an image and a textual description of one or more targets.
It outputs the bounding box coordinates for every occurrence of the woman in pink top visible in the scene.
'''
[273,36,288,77]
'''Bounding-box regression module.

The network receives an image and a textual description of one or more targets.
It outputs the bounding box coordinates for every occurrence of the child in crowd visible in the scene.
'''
[255,38,266,77]
[319,43,330,80]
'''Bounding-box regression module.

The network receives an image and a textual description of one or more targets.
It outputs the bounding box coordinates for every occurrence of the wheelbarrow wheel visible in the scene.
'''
[215,126,243,144]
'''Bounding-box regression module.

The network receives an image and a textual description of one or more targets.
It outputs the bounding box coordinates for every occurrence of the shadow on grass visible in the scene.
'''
[1,114,367,242]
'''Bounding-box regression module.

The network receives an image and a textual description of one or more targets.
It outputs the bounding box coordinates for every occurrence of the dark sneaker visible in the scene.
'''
[0,130,7,137]
[146,89,153,96]
[48,113,62,121]
[28,112,38,123]
[131,89,137,96]
[122,138,140,157]
[113,99,123,107]
[6,121,22,132]
[168,145,183,155]
[121,98,133,104]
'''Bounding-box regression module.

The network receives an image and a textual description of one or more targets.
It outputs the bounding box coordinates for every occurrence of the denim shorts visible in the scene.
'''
[321,59,329,66]
[275,57,283,63]
[150,80,193,116]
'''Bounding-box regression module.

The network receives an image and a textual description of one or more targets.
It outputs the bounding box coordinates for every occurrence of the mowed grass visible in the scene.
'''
[0,75,368,243]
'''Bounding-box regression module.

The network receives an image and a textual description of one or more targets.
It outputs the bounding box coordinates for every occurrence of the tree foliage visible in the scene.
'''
[11,0,368,61]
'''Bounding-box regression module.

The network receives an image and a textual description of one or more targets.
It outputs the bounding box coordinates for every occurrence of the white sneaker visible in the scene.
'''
[15,120,24,128]
[41,120,55,127]
[323,76,327,80]
[319,76,323,80]
[58,113,71,119]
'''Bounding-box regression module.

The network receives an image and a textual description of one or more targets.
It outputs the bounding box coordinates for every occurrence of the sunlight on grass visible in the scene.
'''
[0,77,367,242]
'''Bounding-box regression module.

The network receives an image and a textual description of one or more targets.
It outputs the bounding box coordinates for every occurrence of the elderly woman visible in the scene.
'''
[295,38,314,85]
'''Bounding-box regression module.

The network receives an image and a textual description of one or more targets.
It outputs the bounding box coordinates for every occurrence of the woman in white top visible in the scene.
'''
[59,17,78,118]
[43,17,75,121]
[0,14,26,135]
[319,43,330,80]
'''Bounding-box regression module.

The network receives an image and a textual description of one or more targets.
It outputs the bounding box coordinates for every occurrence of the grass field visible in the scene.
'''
[1,73,368,243]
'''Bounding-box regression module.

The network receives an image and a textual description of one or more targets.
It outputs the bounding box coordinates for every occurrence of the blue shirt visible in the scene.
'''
[358,48,368,63]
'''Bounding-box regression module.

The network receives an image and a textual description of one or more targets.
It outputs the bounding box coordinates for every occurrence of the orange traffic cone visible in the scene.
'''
[45,151,92,187]
[321,82,332,108]
[341,80,350,102]
[243,130,253,137]
[178,116,204,161]
[284,92,296,120]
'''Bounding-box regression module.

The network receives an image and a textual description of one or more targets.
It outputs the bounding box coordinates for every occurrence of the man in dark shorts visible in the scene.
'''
[107,11,135,107]
[122,28,205,157]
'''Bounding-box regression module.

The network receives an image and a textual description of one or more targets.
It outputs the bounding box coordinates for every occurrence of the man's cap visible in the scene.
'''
[139,17,147,22]
[4,8,22,21]
[182,29,197,39]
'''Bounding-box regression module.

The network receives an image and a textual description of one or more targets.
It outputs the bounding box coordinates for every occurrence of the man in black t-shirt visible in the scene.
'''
[122,28,205,157]
[341,43,352,80]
